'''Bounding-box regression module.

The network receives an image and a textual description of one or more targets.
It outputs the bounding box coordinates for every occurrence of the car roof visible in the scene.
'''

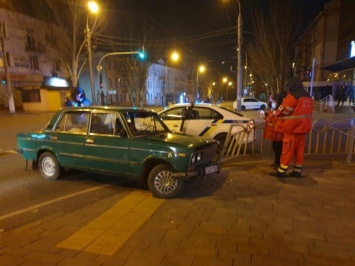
[61,106,154,113]
[162,103,222,109]
[159,103,249,118]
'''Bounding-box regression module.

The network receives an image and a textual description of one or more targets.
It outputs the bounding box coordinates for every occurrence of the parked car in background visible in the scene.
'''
[233,97,268,111]
[17,107,219,199]
[158,103,254,146]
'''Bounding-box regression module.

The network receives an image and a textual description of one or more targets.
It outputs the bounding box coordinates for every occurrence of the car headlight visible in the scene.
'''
[247,119,255,129]
[191,152,203,164]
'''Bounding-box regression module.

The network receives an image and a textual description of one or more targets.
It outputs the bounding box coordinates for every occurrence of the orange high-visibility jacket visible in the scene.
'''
[263,112,284,141]
[273,89,313,134]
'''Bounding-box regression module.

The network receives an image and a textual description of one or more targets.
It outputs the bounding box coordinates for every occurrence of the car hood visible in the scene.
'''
[140,132,217,149]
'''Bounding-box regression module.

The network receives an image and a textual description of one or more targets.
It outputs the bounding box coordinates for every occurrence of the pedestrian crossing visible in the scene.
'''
[56,191,165,255]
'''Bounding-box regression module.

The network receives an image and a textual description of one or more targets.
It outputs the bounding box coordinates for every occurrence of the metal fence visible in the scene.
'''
[218,118,355,164]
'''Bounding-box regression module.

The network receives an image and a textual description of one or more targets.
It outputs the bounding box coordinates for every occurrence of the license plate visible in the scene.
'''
[205,165,218,175]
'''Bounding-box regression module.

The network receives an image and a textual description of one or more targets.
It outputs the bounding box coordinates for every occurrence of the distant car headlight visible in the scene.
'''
[247,119,255,129]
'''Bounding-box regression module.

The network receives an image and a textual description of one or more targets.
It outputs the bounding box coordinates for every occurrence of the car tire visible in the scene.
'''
[147,164,184,199]
[260,104,266,110]
[38,152,63,180]
[241,106,246,111]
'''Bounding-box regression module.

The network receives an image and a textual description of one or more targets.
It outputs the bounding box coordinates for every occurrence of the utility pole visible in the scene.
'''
[0,21,15,113]
[86,22,96,105]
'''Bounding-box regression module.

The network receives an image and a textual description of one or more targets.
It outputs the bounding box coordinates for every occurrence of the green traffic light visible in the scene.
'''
[138,52,145,59]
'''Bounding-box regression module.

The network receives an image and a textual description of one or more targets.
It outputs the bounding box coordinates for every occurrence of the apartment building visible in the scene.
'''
[0,8,71,112]
[322,0,355,85]
[294,0,340,99]
[80,54,187,107]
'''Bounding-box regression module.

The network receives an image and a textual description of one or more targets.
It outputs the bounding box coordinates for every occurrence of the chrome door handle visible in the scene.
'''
[86,139,94,144]
[50,136,57,140]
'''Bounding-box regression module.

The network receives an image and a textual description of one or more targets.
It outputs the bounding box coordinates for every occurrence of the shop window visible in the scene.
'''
[30,56,39,70]
[21,89,41,103]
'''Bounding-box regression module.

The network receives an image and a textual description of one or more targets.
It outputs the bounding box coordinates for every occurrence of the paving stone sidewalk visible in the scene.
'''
[1,155,355,266]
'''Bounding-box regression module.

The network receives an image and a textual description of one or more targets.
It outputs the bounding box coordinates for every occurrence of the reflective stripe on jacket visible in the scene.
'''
[274,89,313,134]
[263,112,284,141]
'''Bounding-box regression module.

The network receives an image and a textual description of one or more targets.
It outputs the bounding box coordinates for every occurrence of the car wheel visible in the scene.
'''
[147,164,184,199]
[38,152,63,180]
[241,106,246,111]
[260,104,266,110]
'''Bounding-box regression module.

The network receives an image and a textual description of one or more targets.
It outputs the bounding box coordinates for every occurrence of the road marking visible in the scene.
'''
[0,149,18,156]
[56,191,164,255]
[0,185,110,221]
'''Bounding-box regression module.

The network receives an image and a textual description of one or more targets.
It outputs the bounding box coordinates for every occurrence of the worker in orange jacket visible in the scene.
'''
[262,92,286,168]
[271,77,313,178]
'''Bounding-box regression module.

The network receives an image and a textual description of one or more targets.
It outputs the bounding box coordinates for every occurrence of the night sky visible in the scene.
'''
[8,0,331,72]
[108,0,331,71]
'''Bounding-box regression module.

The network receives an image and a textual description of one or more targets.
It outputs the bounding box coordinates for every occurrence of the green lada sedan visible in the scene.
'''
[17,107,219,198]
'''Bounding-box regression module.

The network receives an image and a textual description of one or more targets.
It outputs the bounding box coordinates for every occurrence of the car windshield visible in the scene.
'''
[123,111,170,136]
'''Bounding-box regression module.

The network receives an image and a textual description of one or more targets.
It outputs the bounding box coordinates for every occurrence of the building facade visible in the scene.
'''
[294,0,340,99]
[0,8,72,112]
[79,54,187,107]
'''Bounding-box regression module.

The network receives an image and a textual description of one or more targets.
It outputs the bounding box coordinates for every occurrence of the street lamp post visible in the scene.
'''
[196,65,205,102]
[236,0,242,111]
[164,52,179,106]
[228,81,233,100]
[223,77,227,100]
[211,82,216,101]
[241,50,248,95]
[86,1,99,105]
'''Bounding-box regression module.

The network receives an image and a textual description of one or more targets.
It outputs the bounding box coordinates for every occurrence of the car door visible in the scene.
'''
[159,106,186,132]
[249,98,260,109]
[83,112,131,176]
[50,111,90,169]
[182,107,223,138]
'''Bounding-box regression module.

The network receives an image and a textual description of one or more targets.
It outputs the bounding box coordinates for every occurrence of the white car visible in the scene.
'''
[233,97,268,111]
[158,103,254,145]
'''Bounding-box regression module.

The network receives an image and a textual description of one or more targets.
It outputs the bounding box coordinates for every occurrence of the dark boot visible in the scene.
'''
[269,172,286,178]
[289,171,301,178]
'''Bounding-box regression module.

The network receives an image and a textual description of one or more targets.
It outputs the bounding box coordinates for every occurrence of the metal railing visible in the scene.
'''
[218,118,355,163]
[320,95,335,113]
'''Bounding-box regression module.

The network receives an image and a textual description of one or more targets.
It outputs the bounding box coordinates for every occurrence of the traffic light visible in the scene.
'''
[138,47,145,60]
[138,51,145,59]
[1,78,6,84]
[99,74,103,88]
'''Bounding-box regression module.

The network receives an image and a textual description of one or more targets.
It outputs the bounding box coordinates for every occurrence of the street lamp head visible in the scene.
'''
[199,65,206,73]
[88,1,99,13]
[171,52,179,62]
[223,77,227,83]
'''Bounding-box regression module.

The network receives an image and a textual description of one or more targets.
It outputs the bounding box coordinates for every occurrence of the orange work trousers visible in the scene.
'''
[280,133,306,168]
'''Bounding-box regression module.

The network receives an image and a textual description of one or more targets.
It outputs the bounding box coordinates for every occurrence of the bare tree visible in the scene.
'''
[113,18,164,107]
[246,0,302,95]
[31,0,106,90]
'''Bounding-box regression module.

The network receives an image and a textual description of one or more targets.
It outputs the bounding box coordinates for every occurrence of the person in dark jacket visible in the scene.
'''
[262,92,286,168]
[336,83,347,106]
